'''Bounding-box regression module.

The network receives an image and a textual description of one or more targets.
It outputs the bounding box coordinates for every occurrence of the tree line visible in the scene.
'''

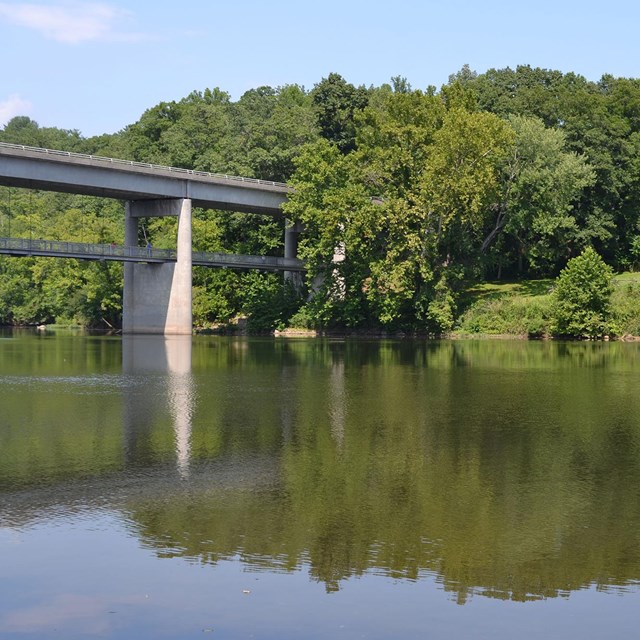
[1,66,639,333]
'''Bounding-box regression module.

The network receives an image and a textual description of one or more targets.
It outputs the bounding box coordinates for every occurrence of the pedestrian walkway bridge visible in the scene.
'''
[0,237,305,272]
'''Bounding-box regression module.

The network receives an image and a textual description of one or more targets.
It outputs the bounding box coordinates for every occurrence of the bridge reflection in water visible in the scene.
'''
[122,335,194,478]
[3,337,640,606]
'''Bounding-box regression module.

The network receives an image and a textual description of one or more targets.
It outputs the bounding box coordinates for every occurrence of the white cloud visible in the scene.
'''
[0,1,144,44]
[0,95,33,126]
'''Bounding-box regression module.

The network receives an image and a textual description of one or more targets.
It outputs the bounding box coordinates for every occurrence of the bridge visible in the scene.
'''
[0,142,291,213]
[0,237,305,271]
[0,142,303,334]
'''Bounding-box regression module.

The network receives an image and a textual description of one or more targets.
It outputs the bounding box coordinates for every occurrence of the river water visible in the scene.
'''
[1,332,639,639]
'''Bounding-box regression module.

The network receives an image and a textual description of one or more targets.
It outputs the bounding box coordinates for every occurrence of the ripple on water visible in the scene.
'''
[0,374,149,395]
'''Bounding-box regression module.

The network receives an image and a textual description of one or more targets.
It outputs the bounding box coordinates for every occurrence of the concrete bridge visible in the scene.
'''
[0,142,303,334]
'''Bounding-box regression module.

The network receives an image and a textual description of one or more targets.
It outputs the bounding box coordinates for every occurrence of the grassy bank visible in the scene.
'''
[454,273,640,338]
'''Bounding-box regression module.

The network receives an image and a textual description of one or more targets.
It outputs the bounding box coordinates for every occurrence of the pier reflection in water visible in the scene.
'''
[1,335,640,638]
[122,335,194,477]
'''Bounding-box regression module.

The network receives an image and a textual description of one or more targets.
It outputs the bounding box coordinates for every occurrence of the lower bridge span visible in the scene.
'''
[0,237,305,272]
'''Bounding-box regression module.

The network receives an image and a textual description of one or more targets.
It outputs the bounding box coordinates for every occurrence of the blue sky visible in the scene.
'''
[1,0,639,137]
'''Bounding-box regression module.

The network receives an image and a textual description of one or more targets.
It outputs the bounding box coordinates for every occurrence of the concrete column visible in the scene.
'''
[165,198,192,334]
[284,219,299,260]
[122,202,138,334]
[284,219,303,290]
[122,198,192,335]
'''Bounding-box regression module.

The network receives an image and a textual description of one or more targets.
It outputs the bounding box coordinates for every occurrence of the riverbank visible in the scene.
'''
[452,273,640,339]
[6,274,639,341]
[272,273,640,341]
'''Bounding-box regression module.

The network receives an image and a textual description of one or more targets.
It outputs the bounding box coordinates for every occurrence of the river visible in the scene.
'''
[1,332,639,638]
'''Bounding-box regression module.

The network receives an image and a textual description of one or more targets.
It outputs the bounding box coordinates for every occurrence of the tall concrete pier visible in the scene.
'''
[123,199,193,334]
[284,220,303,289]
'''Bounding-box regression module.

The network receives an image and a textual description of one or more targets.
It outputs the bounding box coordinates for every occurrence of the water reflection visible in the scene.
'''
[124,339,640,600]
[2,336,640,606]
[328,360,347,448]
[122,335,195,477]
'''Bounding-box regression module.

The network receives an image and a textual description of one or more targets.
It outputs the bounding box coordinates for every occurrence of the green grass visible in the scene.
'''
[611,273,640,336]
[455,279,553,337]
[462,279,555,303]
[456,273,640,338]
[613,271,640,283]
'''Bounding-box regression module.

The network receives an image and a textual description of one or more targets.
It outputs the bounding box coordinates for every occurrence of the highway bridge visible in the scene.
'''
[0,142,291,214]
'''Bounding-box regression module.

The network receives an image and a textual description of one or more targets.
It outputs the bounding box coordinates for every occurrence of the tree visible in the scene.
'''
[1,116,84,151]
[286,94,515,331]
[284,138,380,327]
[286,87,448,329]
[234,84,319,181]
[484,115,596,276]
[466,66,640,271]
[550,247,614,338]
[311,73,369,153]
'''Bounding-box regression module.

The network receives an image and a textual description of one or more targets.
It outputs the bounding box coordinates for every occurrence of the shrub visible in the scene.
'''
[456,295,551,337]
[425,278,457,333]
[287,304,317,330]
[242,274,303,332]
[550,247,613,338]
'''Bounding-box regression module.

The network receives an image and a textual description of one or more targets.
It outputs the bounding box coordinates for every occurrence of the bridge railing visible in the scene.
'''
[0,237,175,261]
[0,141,292,189]
[191,250,303,270]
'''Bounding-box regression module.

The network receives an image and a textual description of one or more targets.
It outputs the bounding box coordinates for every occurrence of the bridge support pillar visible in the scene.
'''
[284,220,303,290]
[123,199,192,335]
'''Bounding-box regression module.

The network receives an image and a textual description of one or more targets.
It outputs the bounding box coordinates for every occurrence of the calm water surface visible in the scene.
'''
[1,332,639,639]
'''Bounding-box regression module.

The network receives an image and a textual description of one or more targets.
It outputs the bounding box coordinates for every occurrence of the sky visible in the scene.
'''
[0,0,639,137]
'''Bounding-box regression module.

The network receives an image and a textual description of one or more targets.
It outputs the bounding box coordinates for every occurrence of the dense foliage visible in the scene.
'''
[1,66,640,333]
[550,247,614,338]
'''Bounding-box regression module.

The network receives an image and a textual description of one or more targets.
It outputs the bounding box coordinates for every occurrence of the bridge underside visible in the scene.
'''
[121,198,304,335]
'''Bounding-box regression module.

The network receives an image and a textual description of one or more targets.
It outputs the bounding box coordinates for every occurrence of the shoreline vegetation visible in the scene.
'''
[5,268,640,341]
[1,66,640,337]
[250,272,639,341]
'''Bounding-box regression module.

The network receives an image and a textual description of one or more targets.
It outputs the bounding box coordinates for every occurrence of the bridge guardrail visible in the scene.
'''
[191,250,302,269]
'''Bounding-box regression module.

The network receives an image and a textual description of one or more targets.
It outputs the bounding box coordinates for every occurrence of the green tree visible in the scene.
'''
[285,138,380,327]
[311,73,369,153]
[550,247,614,338]
[0,116,84,150]
[286,93,515,331]
[233,84,318,181]
[484,115,596,276]
[467,66,640,271]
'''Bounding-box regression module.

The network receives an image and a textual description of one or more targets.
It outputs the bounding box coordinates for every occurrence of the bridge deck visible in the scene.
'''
[0,238,305,272]
[0,142,291,215]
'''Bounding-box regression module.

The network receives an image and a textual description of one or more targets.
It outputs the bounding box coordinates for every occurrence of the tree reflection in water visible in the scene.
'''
[1,335,639,602]
[119,339,640,601]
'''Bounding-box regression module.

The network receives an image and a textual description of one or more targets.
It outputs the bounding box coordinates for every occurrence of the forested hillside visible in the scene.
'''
[1,66,640,333]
